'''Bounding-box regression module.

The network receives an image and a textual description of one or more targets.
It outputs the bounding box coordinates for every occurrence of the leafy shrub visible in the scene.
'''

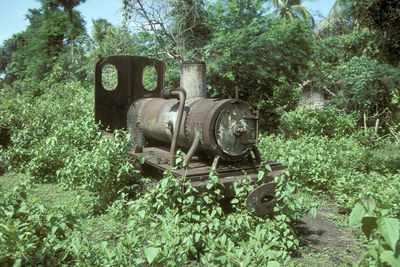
[259,134,376,191]
[258,134,400,215]
[279,107,357,138]
[0,183,77,266]
[0,77,95,177]
[319,55,400,127]
[349,199,400,266]
[205,10,313,129]
[335,172,400,215]
[67,171,309,266]
[0,73,144,210]
[58,131,143,209]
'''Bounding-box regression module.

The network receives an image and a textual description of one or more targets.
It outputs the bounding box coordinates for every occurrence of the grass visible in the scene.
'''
[291,250,336,267]
[0,172,24,192]
[371,142,400,172]
[0,172,130,248]
[0,172,96,217]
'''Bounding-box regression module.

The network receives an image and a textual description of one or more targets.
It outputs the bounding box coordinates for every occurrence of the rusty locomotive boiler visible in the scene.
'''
[95,56,283,216]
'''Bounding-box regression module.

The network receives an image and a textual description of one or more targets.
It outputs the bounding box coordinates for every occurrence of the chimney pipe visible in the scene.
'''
[180,61,206,99]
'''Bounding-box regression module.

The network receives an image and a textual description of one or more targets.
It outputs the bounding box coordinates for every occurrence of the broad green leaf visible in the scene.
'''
[12,259,22,267]
[258,170,265,181]
[362,198,376,215]
[380,250,400,266]
[309,207,317,219]
[361,216,377,239]
[101,241,108,250]
[220,234,226,245]
[265,164,272,172]
[138,210,145,219]
[366,245,379,260]
[206,182,213,190]
[267,261,280,267]
[144,247,160,264]
[349,203,366,227]
[378,218,400,251]
[187,196,194,204]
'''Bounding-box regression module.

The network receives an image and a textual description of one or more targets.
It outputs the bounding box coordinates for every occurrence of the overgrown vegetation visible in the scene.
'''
[0,0,399,265]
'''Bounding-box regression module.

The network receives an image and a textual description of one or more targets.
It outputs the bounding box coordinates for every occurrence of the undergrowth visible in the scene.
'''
[1,72,399,265]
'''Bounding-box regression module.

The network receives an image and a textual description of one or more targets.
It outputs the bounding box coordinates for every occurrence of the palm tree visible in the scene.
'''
[271,0,316,27]
[92,19,113,44]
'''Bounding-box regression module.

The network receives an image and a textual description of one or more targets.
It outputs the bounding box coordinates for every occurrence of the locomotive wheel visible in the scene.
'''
[246,183,276,217]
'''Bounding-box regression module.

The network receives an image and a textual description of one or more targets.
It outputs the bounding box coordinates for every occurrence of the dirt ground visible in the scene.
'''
[294,201,362,266]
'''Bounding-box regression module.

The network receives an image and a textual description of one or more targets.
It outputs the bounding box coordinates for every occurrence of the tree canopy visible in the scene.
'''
[271,0,316,27]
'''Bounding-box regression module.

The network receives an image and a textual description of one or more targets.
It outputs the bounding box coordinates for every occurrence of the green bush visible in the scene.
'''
[317,55,400,127]
[66,171,309,266]
[335,172,400,215]
[279,107,357,138]
[259,134,400,215]
[349,199,400,266]
[0,183,77,266]
[58,131,143,209]
[0,77,95,177]
[205,10,313,129]
[0,73,143,209]
[259,134,375,190]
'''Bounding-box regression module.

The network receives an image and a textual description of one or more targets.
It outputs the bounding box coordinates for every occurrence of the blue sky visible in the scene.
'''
[0,0,335,45]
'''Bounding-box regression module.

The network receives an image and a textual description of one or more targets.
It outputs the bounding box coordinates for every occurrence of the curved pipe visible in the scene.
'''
[183,131,200,167]
[162,88,186,166]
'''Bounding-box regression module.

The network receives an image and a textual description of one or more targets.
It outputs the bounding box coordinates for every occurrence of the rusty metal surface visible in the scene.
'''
[131,146,284,197]
[127,98,153,152]
[95,56,284,216]
[185,99,257,161]
[246,183,276,216]
[95,56,166,131]
[127,97,258,161]
[215,102,256,157]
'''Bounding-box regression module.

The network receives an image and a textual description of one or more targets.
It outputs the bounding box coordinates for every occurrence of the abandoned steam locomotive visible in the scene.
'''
[94,56,283,216]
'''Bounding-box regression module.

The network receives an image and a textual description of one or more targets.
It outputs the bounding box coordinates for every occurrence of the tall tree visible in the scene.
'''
[271,0,316,27]
[338,0,400,65]
[205,0,313,128]
[122,0,210,61]
[0,1,85,83]
[91,19,113,44]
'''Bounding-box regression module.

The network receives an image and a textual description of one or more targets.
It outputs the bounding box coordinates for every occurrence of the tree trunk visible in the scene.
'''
[363,112,367,134]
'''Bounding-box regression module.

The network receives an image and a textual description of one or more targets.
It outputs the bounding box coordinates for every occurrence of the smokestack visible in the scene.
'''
[180,61,206,99]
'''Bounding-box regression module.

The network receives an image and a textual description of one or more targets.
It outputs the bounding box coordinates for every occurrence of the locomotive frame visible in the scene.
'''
[94,56,283,216]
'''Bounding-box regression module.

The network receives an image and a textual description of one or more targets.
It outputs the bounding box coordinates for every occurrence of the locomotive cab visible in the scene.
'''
[94,56,283,216]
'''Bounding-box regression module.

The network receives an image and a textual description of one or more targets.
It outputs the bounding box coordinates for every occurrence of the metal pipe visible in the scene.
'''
[183,131,200,167]
[162,88,186,166]
[252,147,261,164]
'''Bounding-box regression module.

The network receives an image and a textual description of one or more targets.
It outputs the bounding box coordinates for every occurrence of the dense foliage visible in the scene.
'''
[0,0,399,265]
[0,183,77,265]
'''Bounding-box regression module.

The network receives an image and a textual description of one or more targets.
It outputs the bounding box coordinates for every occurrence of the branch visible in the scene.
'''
[135,0,178,60]
[322,86,336,96]
[367,108,388,119]
[390,129,400,143]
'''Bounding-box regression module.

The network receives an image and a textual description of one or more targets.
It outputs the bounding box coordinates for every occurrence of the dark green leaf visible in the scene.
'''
[361,216,377,239]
